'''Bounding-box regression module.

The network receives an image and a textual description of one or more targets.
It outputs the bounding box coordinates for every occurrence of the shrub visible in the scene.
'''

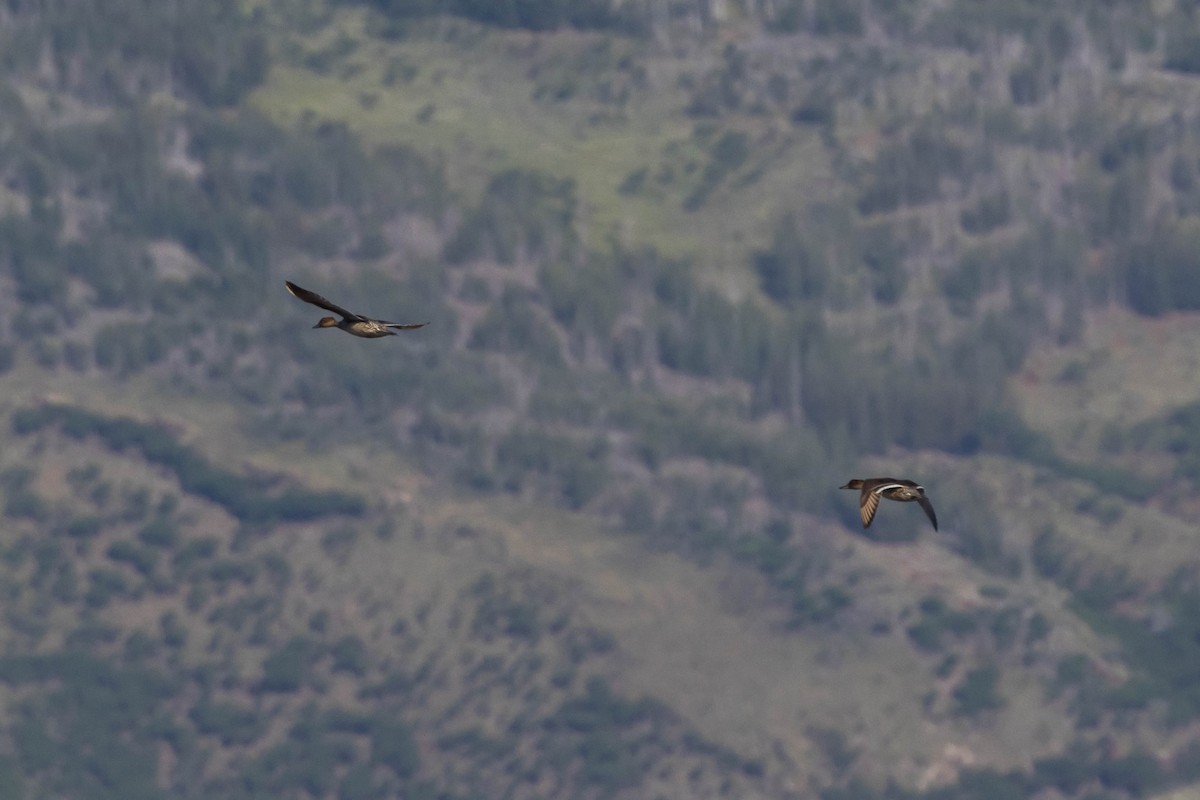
[813,0,862,34]
[953,664,1005,716]
[161,612,187,648]
[1125,220,1200,316]
[753,217,827,305]
[5,488,46,520]
[331,636,368,676]
[124,631,159,662]
[859,224,907,304]
[371,718,420,779]
[1097,750,1164,796]
[960,191,1012,235]
[190,700,263,745]
[0,653,172,797]
[1032,742,1094,794]
[466,286,563,364]
[12,404,367,523]
[173,537,218,573]
[138,518,180,548]
[539,255,621,336]
[1031,526,1071,581]
[85,568,128,609]
[320,526,360,563]
[493,426,607,508]
[856,129,964,215]
[541,678,662,794]
[338,764,382,800]
[445,169,577,264]
[351,0,641,33]
[0,756,23,798]
[93,322,167,376]
[948,768,1026,800]
[1008,63,1041,105]
[1165,31,1200,74]
[106,540,158,577]
[907,598,979,653]
[259,637,314,693]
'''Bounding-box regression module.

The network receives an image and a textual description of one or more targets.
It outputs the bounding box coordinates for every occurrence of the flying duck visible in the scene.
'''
[286,280,428,338]
[840,478,938,531]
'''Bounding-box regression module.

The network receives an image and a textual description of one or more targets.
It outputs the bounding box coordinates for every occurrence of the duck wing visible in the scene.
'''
[381,320,429,330]
[286,281,361,320]
[917,495,939,531]
[859,489,881,528]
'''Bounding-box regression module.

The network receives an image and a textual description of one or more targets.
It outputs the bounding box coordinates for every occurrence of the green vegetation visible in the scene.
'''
[953,664,1005,716]
[12,404,367,523]
[339,0,645,34]
[2,0,1200,797]
[0,653,175,799]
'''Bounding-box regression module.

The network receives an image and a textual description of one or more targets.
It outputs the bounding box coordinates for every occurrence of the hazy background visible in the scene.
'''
[2,0,1200,797]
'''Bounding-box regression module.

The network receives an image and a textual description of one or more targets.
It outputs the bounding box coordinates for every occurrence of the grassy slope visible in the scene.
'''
[1,355,1156,797]
[8,3,1192,796]
[1018,309,1200,452]
[238,4,1200,791]
[249,10,831,294]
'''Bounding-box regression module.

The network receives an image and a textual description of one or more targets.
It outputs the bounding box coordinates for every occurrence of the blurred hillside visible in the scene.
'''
[4,0,1200,797]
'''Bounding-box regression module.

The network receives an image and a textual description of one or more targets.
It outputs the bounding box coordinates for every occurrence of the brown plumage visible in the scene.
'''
[840,478,938,531]
[286,280,427,338]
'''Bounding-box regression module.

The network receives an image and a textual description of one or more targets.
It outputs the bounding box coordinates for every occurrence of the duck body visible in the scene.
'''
[286,280,427,338]
[840,477,938,531]
[317,317,416,338]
